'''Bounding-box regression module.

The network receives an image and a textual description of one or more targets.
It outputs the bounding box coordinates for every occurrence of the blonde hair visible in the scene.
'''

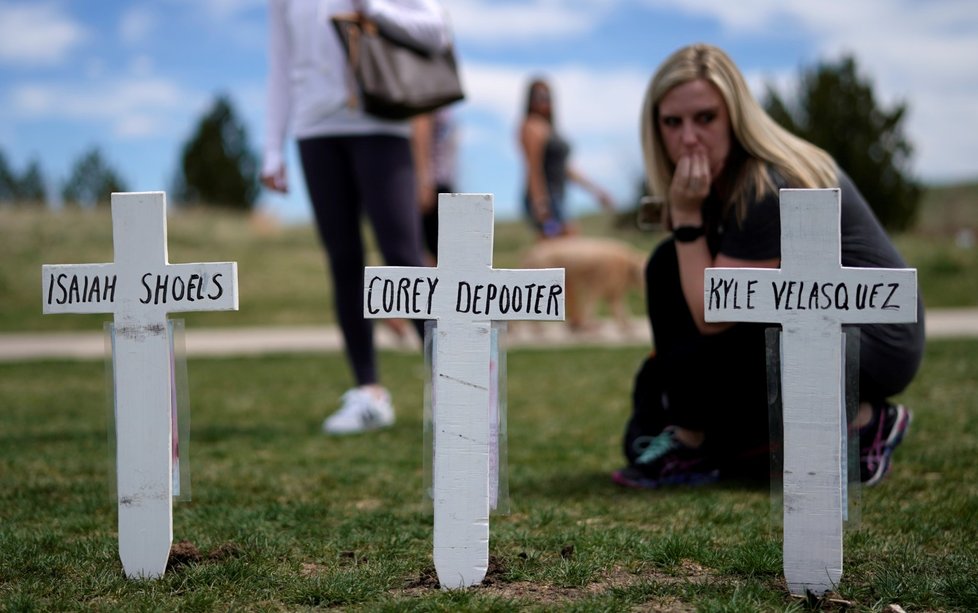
[641,44,838,216]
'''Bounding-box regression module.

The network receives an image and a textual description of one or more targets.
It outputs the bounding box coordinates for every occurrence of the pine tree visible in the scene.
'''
[174,94,259,210]
[17,159,48,205]
[764,55,921,231]
[61,147,128,207]
[0,150,16,202]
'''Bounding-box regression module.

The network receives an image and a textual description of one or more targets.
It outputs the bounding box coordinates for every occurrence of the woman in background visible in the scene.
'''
[262,0,451,435]
[518,78,614,238]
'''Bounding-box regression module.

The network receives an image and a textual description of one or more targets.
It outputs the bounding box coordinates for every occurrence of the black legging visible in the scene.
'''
[625,237,925,477]
[298,134,426,386]
[625,238,771,472]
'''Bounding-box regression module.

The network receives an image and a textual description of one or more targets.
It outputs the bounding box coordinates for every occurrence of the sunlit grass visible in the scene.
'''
[2,188,976,334]
[1,340,975,610]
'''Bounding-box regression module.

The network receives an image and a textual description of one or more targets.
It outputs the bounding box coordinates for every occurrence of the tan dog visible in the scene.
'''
[521,236,646,331]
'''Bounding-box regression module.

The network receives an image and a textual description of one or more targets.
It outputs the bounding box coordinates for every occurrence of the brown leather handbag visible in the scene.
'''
[332,13,464,120]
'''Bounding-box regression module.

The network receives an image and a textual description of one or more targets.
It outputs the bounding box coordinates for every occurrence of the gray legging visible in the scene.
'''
[298,134,426,386]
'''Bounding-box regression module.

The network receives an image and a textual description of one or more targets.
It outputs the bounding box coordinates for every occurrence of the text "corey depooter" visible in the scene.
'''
[365,275,563,318]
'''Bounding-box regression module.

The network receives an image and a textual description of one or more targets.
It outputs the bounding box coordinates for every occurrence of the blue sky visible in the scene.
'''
[2,0,976,223]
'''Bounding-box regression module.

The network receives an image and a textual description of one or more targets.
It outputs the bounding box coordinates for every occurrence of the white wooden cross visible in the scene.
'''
[704,188,917,596]
[42,192,238,579]
[363,193,564,589]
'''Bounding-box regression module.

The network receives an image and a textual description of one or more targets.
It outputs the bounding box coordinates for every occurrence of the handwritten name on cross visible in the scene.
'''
[42,192,238,579]
[704,188,916,596]
[363,193,564,589]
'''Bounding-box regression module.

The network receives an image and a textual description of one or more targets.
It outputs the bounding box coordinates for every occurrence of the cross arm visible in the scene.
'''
[705,266,918,326]
[363,266,565,322]
[154,262,239,313]
[43,263,118,315]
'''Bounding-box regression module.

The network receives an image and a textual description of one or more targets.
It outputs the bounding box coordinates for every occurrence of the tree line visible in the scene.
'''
[3,56,921,230]
[0,94,258,212]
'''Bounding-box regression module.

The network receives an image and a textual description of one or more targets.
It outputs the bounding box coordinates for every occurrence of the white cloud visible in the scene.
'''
[197,0,265,18]
[115,114,163,138]
[906,90,978,181]
[84,58,107,80]
[459,61,651,203]
[128,55,155,77]
[0,2,88,66]
[639,0,794,32]
[450,0,612,44]
[458,63,528,125]
[162,0,264,20]
[641,0,978,180]
[119,6,158,45]
[461,61,649,133]
[9,76,203,139]
[544,67,649,134]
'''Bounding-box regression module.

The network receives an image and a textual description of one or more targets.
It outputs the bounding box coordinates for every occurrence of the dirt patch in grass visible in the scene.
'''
[393,555,714,610]
[167,540,243,571]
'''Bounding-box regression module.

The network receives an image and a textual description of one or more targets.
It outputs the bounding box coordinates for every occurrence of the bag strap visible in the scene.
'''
[333,13,377,110]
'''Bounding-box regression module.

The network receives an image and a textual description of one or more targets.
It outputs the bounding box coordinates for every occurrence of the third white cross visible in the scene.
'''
[704,188,917,596]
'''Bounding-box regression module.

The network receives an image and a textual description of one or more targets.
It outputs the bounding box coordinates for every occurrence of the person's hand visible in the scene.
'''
[531,196,551,224]
[261,167,288,193]
[668,151,710,224]
[597,190,614,211]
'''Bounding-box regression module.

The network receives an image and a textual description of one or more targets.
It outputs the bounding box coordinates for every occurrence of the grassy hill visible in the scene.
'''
[1,184,976,611]
[1,180,976,333]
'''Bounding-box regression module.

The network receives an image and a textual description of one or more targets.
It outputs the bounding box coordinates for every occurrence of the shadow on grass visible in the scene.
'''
[191,423,306,443]
[0,427,105,445]
[514,468,771,503]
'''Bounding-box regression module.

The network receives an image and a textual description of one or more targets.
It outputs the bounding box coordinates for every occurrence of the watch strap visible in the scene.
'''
[673,224,706,243]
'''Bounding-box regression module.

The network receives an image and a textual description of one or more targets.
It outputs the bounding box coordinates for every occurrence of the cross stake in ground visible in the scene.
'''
[704,188,917,596]
[42,192,238,579]
[363,193,564,589]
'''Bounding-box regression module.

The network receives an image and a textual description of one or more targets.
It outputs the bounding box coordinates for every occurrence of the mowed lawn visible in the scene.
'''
[1,190,977,610]
[1,339,976,611]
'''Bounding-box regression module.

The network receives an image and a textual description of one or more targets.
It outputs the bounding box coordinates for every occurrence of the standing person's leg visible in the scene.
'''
[298,136,378,386]
[351,135,427,340]
[421,182,453,261]
[299,136,395,434]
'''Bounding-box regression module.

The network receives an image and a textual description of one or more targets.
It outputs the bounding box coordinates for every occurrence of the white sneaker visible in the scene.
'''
[322,387,395,435]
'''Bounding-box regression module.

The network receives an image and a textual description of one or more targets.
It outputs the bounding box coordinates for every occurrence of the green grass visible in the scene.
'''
[1,186,976,609]
[2,181,977,334]
[1,341,976,611]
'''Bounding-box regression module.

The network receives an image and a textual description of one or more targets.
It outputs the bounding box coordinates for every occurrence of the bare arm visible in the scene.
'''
[669,152,779,334]
[261,0,291,193]
[677,244,779,334]
[411,113,435,213]
[567,166,614,211]
[520,117,552,223]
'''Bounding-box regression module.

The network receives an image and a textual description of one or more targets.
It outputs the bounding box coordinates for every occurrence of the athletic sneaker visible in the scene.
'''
[611,428,719,489]
[322,387,395,435]
[859,402,911,486]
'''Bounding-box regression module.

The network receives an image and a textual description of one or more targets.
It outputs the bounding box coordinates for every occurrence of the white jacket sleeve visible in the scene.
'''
[364,0,451,53]
[263,0,291,177]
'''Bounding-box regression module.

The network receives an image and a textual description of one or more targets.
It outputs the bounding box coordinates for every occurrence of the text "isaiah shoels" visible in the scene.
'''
[46,272,226,306]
